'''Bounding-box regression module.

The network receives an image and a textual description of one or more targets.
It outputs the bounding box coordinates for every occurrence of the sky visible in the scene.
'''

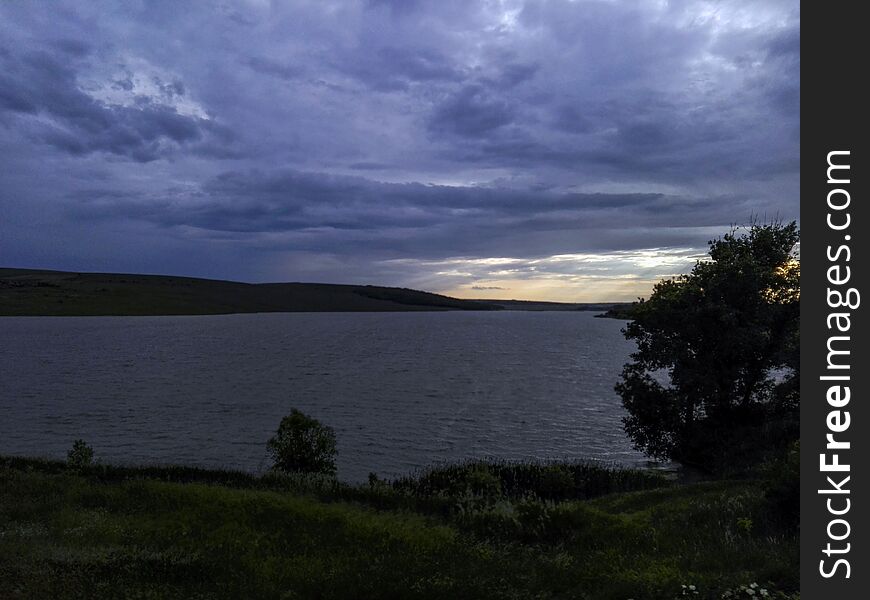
[0,0,799,302]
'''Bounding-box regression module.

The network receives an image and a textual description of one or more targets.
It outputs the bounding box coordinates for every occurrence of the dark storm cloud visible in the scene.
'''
[246,57,305,81]
[366,0,423,16]
[335,46,464,92]
[0,44,220,162]
[428,85,516,138]
[51,38,92,57]
[766,26,801,59]
[0,0,799,298]
[66,167,760,263]
[490,62,539,89]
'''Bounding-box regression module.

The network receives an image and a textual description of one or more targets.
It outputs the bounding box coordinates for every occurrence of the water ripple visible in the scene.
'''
[0,312,646,481]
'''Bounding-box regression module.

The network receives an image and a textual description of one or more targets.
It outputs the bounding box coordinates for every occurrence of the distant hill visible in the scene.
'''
[483,299,632,313]
[594,303,638,320]
[0,268,503,316]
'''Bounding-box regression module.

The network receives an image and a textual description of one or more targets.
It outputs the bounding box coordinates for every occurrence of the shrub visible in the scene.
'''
[538,465,575,498]
[266,409,337,475]
[66,439,94,471]
[763,440,799,530]
[464,466,502,500]
[391,459,668,503]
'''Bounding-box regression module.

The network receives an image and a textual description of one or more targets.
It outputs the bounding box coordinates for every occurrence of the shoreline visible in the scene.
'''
[0,453,798,599]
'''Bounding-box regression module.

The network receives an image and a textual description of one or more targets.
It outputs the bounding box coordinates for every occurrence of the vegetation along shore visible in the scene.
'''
[0,452,797,600]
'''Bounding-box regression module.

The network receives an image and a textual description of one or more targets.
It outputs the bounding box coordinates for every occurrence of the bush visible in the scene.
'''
[763,441,799,530]
[66,439,94,471]
[390,459,668,502]
[538,465,575,498]
[266,409,337,475]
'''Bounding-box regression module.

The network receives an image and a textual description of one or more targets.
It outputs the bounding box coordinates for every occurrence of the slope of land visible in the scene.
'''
[595,302,639,319]
[0,456,798,600]
[0,268,502,316]
[484,299,632,312]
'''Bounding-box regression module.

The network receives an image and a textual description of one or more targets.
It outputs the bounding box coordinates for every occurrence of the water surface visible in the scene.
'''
[0,311,646,481]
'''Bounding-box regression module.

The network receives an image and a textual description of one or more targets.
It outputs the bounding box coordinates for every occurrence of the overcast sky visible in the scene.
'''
[0,0,799,301]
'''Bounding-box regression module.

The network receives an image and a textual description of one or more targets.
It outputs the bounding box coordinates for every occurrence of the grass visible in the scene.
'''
[0,456,798,599]
[389,459,669,501]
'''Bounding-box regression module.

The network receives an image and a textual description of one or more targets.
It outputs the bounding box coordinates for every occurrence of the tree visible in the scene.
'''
[267,409,338,475]
[615,221,799,471]
[67,439,94,471]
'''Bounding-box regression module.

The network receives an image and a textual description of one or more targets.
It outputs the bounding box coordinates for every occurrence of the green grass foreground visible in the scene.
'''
[0,457,797,599]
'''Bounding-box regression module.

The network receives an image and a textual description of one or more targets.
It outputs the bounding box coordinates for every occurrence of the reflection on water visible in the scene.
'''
[0,311,647,481]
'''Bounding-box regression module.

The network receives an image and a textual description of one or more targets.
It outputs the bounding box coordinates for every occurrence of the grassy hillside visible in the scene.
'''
[0,268,502,316]
[0,456,798,599]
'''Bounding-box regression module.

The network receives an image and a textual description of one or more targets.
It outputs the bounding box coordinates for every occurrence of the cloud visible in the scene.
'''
[428,85,516,138]
[380,247,711,302]
[0,46,222,162]
[0,0,799,300]
[66,167,760,261]
[335,46,464,92]
[246,57,305,81]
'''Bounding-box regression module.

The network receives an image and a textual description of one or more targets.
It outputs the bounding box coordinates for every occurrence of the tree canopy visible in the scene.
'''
[267,409,338,475]
[615,221,799,471]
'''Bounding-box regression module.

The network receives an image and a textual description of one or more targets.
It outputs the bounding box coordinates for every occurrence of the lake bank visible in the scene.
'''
[0,455,798,599]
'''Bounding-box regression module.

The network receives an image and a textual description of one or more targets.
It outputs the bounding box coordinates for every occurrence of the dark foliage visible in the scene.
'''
[763,441,800,530]
[390,459,668,502]
[615,222,800,472]
[66,439,94,471]
[266,409,338,475]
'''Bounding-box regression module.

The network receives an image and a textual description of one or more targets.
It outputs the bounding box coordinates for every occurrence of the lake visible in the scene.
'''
[0,311,650,481]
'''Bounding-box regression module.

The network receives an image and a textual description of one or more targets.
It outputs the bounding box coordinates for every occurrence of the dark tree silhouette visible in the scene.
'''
[616,221,799,471]
[267,409,338,475]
